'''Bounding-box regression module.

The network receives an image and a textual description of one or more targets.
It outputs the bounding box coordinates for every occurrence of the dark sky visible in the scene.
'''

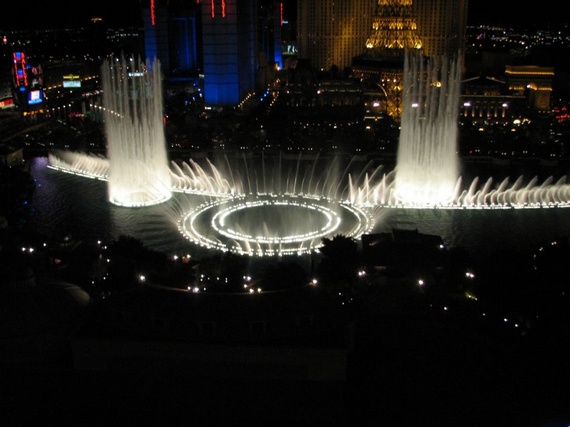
[1,0,144,28]
[465,1,559,26]
[0,1,563,29]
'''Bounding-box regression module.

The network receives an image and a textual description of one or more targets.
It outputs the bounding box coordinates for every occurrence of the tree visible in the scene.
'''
[317,234,360,295]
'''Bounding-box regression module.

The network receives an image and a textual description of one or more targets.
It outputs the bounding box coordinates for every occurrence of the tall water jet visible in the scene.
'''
[102,55,172,207]
[45,49,570,258]
[394,50,462,206]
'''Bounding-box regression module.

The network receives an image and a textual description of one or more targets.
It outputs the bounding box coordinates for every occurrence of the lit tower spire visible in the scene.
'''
[352,0,424,118]
[365,0,422,55]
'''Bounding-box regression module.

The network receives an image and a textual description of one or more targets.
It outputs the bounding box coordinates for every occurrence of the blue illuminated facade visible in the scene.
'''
[142,0,284,107]
[202,0,257,107]
[143,1,200,78]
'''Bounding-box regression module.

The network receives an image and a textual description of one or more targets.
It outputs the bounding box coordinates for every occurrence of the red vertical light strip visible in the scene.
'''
[221,0,226,17]
[150,0,155,26]
[211,0,215,17]
[280,2,284,25]
[22,54,28,86]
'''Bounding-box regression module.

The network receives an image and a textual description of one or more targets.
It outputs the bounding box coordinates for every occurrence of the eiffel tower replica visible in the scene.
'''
[352,0,424,119]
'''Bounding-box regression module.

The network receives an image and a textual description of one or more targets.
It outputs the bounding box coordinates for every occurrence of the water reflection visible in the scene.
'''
[28,157,570,264]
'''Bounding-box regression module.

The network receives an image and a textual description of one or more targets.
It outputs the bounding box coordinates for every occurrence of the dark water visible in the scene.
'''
[26,157,570,266]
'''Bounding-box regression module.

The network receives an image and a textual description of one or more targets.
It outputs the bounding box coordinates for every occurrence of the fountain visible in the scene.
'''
[102,55,172,207]
[50,56,172,207]
[394,51,461,206]
[47,50,570,256]
[170,152,375,255]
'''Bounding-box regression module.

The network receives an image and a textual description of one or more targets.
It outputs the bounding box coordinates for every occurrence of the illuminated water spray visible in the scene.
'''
[394,51,462,206]
[102,55,172,207]
[47,50,570,256]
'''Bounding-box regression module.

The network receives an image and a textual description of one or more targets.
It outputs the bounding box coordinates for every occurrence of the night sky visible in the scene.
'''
[0,1,564,28]
[1,0,145,28]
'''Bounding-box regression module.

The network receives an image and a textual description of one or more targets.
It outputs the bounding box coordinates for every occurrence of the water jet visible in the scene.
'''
[47,51,570,257]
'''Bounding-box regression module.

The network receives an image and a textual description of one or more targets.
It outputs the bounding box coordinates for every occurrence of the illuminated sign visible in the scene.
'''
[0,98,14,109]
[63,74,81,88]
[13,52,28,88]
[27,89,44,105]
[150,0,155,26]
[63,81,81,88]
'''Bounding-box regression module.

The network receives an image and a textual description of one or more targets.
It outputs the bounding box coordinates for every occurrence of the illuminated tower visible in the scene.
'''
[365,0,423,54]
[297,0,377,71]
[201,0,258,107]
[352,0,423,119]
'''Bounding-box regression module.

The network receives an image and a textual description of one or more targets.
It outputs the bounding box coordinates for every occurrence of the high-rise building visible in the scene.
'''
[201,0,258,107]
[413,0,468,60]
[296,0,377,72]
[256,0,283,90]
[258,0,283,69]
[142,0,201,79]
[11,51,45,117]
[0,36,15,110]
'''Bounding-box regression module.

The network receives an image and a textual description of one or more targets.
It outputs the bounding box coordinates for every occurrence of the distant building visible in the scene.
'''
[258,0,283,69]
[142,0,201,80]
[505,65,554,112]
[458,65,554,125]
[460,75,526,124]
[413,0,468,61]
[201,0,258,107]
[10,51,45,119]
[0,37,15,110]
[297,0,377,72]
[255,0,284,91]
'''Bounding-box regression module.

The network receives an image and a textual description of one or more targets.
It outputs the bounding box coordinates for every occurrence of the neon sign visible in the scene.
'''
[150,0,155,26]
[12,52,28,88]
[211,0,226,18]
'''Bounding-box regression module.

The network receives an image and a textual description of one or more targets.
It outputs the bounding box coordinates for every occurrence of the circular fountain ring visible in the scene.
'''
[178,194,373,256]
